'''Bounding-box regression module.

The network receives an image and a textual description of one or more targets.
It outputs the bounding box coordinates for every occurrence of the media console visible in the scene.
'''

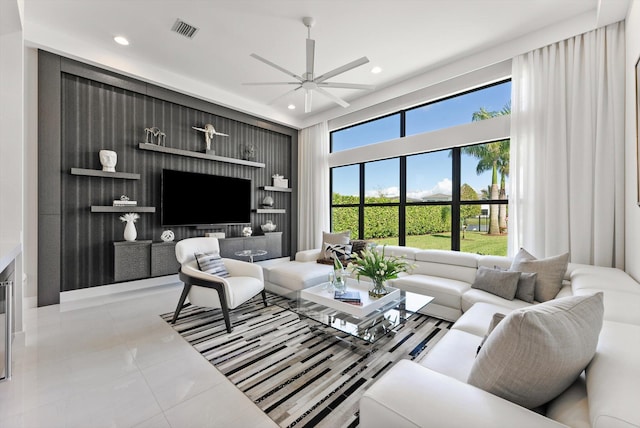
[113,233,283,282]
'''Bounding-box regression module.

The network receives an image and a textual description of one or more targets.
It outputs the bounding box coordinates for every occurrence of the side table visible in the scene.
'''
[234,249,268,263]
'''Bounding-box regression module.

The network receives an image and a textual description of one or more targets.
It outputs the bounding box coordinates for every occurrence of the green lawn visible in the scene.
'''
[374,231,507,256]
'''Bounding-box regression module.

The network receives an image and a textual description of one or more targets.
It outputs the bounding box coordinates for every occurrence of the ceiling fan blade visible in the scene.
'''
[304,90,313,113]
[250,53,304,81]
[306,38,315,78]
[315,87,349,108]
[242,82,301,86]
[317,82,375,90]
[314,56,369,83]
[267,86,302,106]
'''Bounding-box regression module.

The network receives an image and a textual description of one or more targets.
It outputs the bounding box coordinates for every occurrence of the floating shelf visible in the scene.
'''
[260,186,292,193]
[138,143,265,168]
[253,208,286,214]
[91,206,156,213]
[71,168,140,180]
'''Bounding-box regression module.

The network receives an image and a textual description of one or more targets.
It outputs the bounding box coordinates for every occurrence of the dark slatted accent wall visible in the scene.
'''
[60,74,292,291]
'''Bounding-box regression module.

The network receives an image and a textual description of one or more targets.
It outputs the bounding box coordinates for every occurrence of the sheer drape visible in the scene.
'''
[509,22,625,267]
[298,121,330,250]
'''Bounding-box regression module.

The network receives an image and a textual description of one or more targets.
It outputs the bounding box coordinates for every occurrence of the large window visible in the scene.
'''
[331,113,401,152]
[330,80,510,256]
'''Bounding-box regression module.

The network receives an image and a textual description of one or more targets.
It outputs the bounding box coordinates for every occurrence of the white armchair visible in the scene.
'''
[171,237,266,332]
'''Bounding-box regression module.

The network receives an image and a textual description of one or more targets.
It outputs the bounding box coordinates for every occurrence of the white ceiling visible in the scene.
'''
[21,0,629,129]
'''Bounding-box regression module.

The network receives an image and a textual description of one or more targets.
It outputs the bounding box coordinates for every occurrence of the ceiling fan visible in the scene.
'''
[244,17,374,113]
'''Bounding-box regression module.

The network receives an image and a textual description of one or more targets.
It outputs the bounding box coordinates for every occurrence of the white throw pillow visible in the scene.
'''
[321,230,351,254]
[467,292,604,409]
[323,243,352,261]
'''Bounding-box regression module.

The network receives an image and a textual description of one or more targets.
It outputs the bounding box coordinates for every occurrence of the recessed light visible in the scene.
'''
[288,104,296,110]
[114,36,129,46]
[371,66,382,74]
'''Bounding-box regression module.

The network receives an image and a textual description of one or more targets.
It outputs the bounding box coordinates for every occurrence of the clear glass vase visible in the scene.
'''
[369,278,389,298]
[333,269,347,295]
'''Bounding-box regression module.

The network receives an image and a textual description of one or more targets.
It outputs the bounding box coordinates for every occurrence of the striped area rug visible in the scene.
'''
[162,293,451,428]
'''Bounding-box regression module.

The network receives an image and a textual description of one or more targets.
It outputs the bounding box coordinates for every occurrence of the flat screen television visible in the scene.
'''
[162,169,252,226]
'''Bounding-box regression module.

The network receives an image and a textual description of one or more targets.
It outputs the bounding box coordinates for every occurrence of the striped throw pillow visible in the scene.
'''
[194,252,229,278]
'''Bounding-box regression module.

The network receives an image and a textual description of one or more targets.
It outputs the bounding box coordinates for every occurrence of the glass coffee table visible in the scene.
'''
[234,249,267,263]
[274,278,434,345]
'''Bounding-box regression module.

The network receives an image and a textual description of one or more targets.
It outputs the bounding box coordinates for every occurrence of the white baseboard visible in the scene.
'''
[60,274,181,303]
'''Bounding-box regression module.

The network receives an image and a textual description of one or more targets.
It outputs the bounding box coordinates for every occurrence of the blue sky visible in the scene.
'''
[332,81,511,199]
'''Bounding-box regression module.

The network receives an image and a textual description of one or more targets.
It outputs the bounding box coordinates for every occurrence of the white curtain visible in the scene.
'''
[509,22,625,268]
[298,121,330,250]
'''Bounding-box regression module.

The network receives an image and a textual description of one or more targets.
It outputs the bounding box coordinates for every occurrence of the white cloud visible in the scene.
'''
[407,178,452,200]
[365,186,399,198]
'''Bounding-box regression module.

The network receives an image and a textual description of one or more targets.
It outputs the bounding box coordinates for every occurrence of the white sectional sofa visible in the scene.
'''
[263,245,640,428]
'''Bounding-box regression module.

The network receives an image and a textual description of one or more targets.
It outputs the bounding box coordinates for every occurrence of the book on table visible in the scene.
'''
[334,290,361,302]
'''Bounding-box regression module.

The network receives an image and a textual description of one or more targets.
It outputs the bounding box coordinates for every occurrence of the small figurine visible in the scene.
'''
[192,124,229,153]
[144,127,166,146]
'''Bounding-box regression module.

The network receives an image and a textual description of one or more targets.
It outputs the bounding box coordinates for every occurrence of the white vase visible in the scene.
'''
[124,221,137,241]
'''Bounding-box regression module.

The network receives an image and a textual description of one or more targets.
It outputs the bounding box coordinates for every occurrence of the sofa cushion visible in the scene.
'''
[451,301,512,337]
[478,255,512,270]
[571,266,640,295]
[471,266,520,300]
[467,292,604,409]
[194,252,229,278]
[267,261,333,291]
[573,287,640,325]
[545,375,591,428]
[420,329,483,383]
[461,289,533,313]
[585,321,640,428]
[412,251,479,284]
[510,248,569,302]
[393,274,470,309]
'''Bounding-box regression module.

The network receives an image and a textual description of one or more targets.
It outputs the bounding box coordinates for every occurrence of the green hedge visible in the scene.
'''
[332,194,452,239]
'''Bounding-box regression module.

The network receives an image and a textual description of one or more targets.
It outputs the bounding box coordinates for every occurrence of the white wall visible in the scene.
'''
[0,27,24,243]
[625,0,640,281]
[0,0,25,329]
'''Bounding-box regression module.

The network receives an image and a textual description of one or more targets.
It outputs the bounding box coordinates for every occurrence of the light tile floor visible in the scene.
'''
[0,283,278,428]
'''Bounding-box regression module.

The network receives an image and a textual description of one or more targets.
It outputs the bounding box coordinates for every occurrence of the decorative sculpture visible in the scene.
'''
[192,124,229,154]
[144,127,166,146]
[99,150,117,172]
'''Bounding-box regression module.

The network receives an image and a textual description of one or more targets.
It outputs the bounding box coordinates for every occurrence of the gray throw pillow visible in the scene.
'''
[476,312,506,355]
[514,272,537,303]
[194,252,229,278]
[510,248,569,302]
[471,266,521,300]
[495,265,537,303]
[468,292,604,409]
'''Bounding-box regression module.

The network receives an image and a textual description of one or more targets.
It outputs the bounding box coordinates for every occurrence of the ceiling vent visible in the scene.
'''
[171,19,199,39]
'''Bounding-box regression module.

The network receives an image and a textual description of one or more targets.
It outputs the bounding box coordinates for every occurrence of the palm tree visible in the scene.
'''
[464,103,511,235]
[462,143,501,235]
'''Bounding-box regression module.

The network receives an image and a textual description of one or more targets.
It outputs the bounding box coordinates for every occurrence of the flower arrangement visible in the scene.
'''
[348,245,413,297]
[119,212,140,223]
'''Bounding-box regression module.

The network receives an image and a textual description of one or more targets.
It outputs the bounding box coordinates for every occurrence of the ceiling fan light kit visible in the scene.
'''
[245,17,374,113]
